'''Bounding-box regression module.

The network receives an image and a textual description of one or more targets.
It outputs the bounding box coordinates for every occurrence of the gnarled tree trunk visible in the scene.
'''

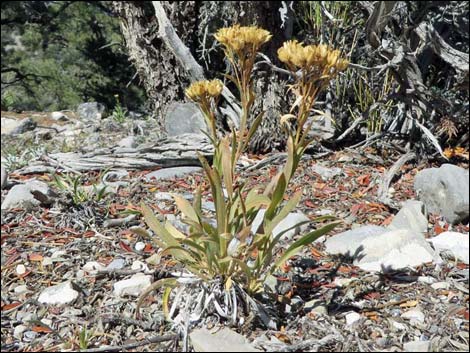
[112,1,295,152]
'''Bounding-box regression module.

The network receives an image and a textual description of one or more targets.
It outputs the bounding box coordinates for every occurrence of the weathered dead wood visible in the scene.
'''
[415,22,469,74]
[17,134,213,174]
[377,151,416,207]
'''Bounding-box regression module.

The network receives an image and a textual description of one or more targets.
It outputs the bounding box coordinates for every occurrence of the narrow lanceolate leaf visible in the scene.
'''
[172,193,199,223]
[246,111,264,143]
[265,173,287,221]
[220,138,234,198]
[264,190,302,236]
[272,221,341,271]
[141,203,178,247]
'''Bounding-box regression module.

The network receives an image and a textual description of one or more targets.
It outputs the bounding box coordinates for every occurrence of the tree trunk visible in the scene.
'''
[112,1,294,152]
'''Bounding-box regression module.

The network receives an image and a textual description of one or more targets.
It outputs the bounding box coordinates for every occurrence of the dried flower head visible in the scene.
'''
[186,80,223,102]
[278,41,349,76]
[215,25,272,55]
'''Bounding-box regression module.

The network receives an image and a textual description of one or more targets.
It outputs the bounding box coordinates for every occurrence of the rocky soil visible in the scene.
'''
[1,108,469,352]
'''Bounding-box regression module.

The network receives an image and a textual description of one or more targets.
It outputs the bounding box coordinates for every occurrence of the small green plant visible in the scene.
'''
[137,25,348,323]
[112,94,127,123]
[52,173,108,205]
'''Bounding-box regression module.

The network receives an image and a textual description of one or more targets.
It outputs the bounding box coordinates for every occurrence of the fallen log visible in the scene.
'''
[17,134,213,174]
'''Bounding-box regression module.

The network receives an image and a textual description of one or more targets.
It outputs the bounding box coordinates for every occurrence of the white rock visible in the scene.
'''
[190,327,261,352]
[401,309,425,323]
[106,258,126,270]
[251,209,310,240]
[334,278,357,287]
[417,276,437,284]
[390,320,407,331]
[155,192,174,201]
[388,200,428,234]
[431,282,450,290]
[50,111,69,121]
[134,242,146,252]
[325,225,387,256]
[311,164,342,180]
[326,226,441,272]
[1,180,56,211]
[356,229,441,272]
[131,260,150,273]
[403,340,430,352]
[113,274,152,297]
[14,285,29,294]
[345,312,362,326]
[16,264,26,275]
[38,281,79,305]
[428,231,469,264]
[83,261,106,272]
[13,325,27,339]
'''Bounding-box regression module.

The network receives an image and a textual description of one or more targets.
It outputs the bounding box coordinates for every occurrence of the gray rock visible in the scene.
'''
[1,165,7,190]
[325,225,387,257]
[414,164,469,224]
[325,227,441,272]
[1,117,37,135]
[403,340,430,352]
[77,102,107,121]
[165,102,207,136]
[145,167,203,181]
[38,281,79,305]
[311,164,342,180]
[251,209,310,240]
[113,274,152,297]
[428,231,469,264]
[1,180,56,211]
[190,327,261,352]
[117,136,137,149]
[388,200,428,234]
[306,115,335,141]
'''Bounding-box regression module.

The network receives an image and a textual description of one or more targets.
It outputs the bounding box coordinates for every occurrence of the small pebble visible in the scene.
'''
[13,325,27,340]
[401,309,425,323]
[135,242,146,252]
[16,264,26,275]
[14,285,28,294]
[345,312,362,326]
[106,258,126,270]
[403,340,430,352]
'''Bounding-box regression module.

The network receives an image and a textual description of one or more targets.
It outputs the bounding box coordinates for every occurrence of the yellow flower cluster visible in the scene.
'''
[215,25,272,55]
[186,79,223,102]
[278,40,349,75]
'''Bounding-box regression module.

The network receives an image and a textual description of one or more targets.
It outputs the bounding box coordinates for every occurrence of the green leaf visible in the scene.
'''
[264,173,287,221]
[141,203,178,248]
[246,111,264,143]
[172,194,199,223]
[264,190,302,235]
